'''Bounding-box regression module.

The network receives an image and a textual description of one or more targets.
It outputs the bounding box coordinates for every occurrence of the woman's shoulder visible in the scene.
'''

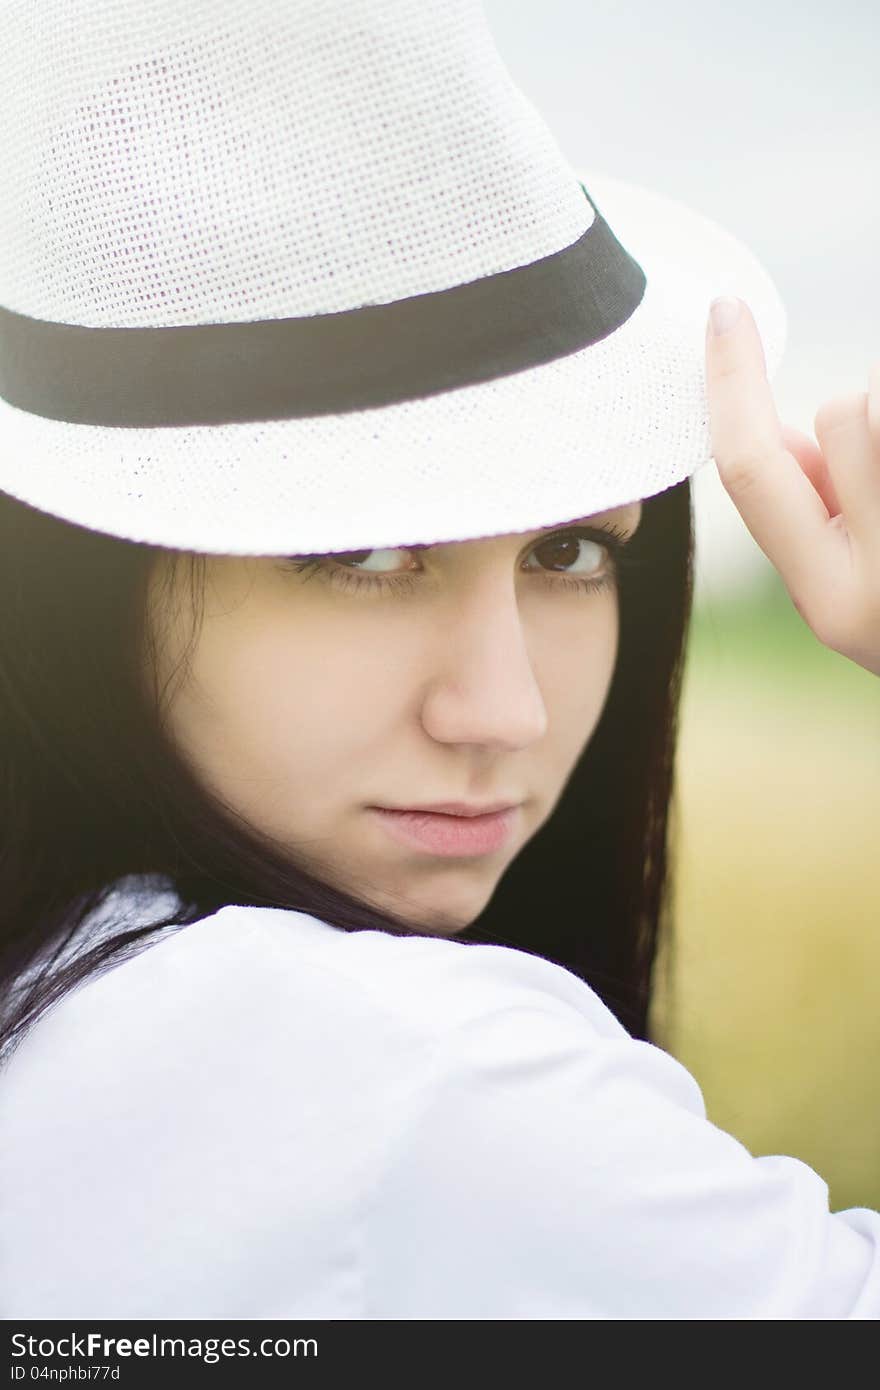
[32,891,631,1051]
[1,892,629,1104]
[6,893,879,1318]
[0,895,648,1319]
[199,900,632,1042]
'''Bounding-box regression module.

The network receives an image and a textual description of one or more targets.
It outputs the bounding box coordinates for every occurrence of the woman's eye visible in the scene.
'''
[526,533,607,577]
[282,525,626,596]
[330,546,412,574]
[330,533,610,577]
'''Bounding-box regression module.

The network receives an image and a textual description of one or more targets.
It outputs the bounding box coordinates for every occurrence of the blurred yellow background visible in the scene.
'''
[652,572,880,1213]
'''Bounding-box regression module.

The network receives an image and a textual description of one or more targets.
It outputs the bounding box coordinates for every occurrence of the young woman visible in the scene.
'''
[0,0,877,1318]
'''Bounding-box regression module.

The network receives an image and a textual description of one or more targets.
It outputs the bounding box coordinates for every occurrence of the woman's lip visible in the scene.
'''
[369,805,520,857]
[377,800,521,817]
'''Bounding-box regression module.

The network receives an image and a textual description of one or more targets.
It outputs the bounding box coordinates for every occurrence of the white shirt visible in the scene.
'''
[2,879,878,1319]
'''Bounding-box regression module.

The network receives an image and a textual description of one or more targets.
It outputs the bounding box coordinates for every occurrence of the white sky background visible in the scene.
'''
[482,0,879,603]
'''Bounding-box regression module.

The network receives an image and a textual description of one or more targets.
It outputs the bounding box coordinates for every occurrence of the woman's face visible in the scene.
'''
[145,500,642,935]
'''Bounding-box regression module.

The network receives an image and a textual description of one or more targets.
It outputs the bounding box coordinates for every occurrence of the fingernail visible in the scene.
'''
[709,296,741,335]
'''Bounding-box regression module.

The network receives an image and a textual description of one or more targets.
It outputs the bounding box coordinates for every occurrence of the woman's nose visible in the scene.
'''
[419,579,549,750]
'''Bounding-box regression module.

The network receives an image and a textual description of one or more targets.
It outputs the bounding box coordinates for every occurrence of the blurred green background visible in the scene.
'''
[651,572,880,1213]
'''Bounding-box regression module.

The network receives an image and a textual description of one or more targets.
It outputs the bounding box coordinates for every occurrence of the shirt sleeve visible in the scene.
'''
[363,994,880,1319]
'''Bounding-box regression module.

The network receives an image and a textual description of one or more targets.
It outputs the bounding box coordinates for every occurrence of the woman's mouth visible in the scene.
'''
[368,804,520,857]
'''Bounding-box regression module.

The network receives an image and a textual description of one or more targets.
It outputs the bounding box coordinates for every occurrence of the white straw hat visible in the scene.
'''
[0,0,786,556]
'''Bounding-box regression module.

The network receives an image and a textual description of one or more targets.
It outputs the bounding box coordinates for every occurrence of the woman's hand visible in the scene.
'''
[705,296,880,678]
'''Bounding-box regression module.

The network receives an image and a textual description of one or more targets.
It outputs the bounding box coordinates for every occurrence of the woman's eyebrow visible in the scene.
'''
[404,513,636,554]
[559,513,632,529]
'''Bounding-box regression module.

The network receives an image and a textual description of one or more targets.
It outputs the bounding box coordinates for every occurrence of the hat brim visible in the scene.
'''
[0,168,786,555]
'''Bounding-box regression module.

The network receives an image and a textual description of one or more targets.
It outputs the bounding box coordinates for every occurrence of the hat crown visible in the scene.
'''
[1,0,591,328]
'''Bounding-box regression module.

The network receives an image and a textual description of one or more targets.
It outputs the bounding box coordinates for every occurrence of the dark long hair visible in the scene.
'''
[0,477,693,1062]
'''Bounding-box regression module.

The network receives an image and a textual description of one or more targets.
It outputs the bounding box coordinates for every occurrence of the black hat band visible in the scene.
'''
[0,186,646,429]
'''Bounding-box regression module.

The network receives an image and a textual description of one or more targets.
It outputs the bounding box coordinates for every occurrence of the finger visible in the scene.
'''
[781,423,842,518]
[869,361,880,451]
[814,390,880,553]
[706,297,838,609]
